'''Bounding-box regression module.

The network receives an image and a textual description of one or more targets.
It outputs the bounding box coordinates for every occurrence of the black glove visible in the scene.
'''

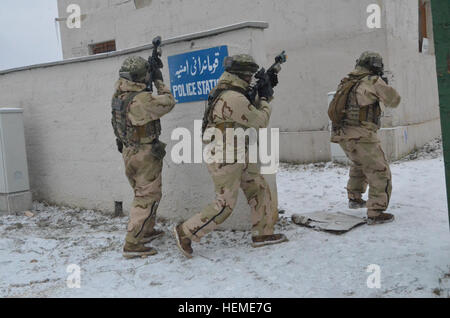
[269,72,279,88]
[150,140,167,160]
[116,138,123,154]
[258,82,274,100]
[151,56,163,69]
[151,67,163,83]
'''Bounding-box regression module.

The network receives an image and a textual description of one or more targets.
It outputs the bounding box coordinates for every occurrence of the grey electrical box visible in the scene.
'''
[0,108,32,214]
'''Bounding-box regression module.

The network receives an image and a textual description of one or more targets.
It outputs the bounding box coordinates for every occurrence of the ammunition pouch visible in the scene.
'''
[133,119,162,144]
[344,103,381,127]
[342,77,381,128]
[150,139,167,160]
[360,103,381,126]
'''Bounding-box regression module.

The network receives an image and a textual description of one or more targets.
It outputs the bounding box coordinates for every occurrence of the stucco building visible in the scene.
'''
[56,0,441,163]
[0,0,440,227]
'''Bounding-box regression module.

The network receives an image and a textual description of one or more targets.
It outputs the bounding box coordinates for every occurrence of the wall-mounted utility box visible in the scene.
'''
[0,108,32,214]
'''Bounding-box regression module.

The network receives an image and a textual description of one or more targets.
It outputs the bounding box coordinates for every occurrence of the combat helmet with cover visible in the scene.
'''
[223,54,259,79]
[356,51,384,76]
[119,56,150,83]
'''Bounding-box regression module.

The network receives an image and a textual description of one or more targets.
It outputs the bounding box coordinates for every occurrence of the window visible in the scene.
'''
[89,40,116,55]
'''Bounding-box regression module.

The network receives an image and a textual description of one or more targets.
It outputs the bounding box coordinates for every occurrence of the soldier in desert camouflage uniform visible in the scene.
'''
[331,51,401,225]
[111,56,176,258]
[173,54,287,258]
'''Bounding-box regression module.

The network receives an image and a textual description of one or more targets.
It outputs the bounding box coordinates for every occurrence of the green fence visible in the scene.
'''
[431,0,450,225]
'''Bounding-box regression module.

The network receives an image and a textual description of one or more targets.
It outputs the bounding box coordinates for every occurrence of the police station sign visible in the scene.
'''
[168,46,229,103]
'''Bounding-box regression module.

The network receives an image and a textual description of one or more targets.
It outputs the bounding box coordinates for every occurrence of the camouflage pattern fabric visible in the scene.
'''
[119,56,149,83]
[112,78,175,146]
[181,71,278,241]
[331,65,401,218]
[224,54,259,78]
[203,72,273,163]
[123,144,163,244]
[208,72,272,130]
[112,75,176,245]
[182,162,277,241]
[113,78,175,128]
[356,51,384,71]
[339,140,392,217]
[331,66,401,143]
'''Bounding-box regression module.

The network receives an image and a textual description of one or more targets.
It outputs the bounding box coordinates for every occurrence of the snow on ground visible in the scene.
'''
[1,139,449,298]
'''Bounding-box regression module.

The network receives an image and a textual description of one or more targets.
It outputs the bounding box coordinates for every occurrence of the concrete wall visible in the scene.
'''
[56,0,441,163]
[381,0,441,159]
[0,24,277,229]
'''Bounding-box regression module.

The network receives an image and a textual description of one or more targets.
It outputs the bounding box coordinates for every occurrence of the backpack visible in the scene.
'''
[328,73,370,126]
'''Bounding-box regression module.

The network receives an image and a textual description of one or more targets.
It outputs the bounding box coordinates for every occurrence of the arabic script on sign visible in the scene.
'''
[168,46,229,104]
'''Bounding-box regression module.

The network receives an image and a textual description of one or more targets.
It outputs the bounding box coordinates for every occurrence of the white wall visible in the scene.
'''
[384,1,440,124]
[56,0,441,163]
[0,25,278,229]
[0,1,442,221]
[380,1,441,158]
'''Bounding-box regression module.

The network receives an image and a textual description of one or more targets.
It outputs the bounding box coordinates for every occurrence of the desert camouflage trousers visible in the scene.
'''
[182,162,277,242]
[123,144,163,245]
[339,139,392,217]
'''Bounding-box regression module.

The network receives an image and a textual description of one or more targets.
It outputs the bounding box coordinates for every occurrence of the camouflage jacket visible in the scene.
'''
[331,66,401,143]
[205,72,273,163]
[113,78,176,145]
[208,72,272,130]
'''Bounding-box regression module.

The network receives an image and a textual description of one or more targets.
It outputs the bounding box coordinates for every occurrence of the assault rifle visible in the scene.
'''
[247,51,287,105]
[146,36,163,92]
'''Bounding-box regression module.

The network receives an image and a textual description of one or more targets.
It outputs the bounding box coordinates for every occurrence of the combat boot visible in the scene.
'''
[141,229,164,244]
[173,224,193,258]
[252,234,289,248]
[349,198,367,209]
[367,213,395,225]
[123,241,157,259]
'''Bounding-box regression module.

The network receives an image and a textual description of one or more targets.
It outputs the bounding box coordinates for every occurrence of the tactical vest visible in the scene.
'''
[111,91,161,147]
[201,82,250,136]
[344,78,382,128]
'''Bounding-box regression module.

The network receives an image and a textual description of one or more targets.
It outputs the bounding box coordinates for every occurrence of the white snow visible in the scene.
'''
[1,139,449,298]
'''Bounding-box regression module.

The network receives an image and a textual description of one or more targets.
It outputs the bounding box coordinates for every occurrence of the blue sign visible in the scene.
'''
[168,46,229,103]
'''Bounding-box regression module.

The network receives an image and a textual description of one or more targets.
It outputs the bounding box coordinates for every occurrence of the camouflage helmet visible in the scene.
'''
[119,56,149,83]
[224,54,259,78]
[356,51,384,75]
